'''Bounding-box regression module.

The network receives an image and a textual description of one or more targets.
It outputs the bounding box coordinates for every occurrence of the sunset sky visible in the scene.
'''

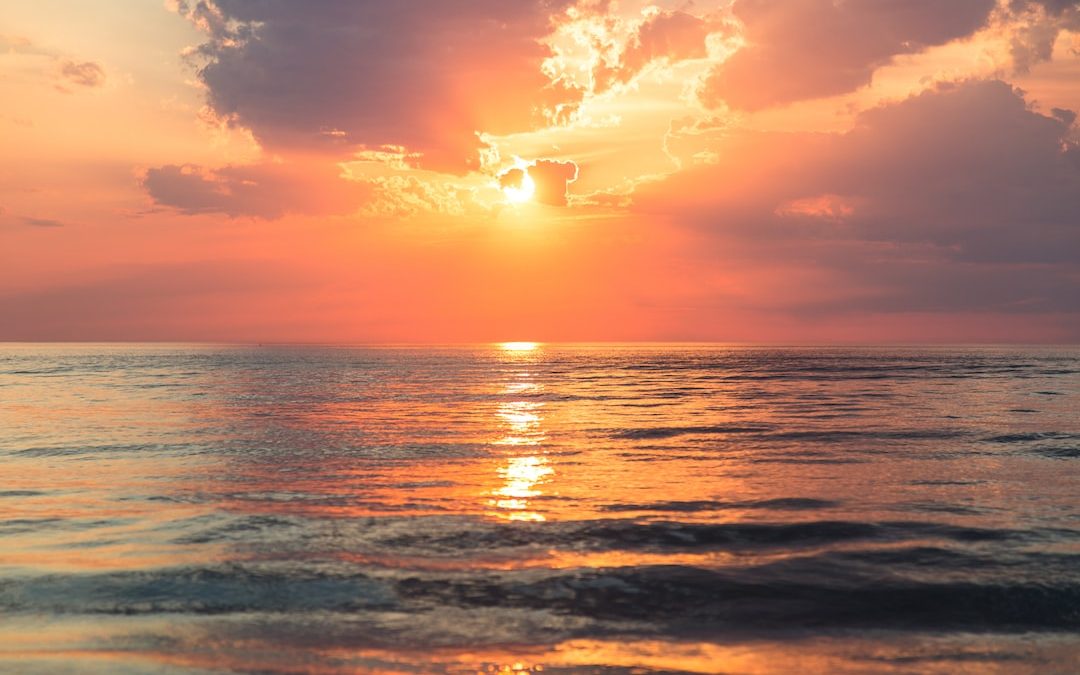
[2,0,1079,342]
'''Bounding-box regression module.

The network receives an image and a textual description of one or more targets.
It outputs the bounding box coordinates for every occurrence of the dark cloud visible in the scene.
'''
[1051,107,1078,126]
[497,159,578,206]
[21,216,66,228]
[498,168,527,191]
[143,161,373,219]
[635,80,1080,315]
[59,60,106,87]
[1006,1,1080,73]
[179,1,583,172]
[1066,142,1080,170]
[698,0,996,110]
[1014,0,1080,10]
[530,159,578,206]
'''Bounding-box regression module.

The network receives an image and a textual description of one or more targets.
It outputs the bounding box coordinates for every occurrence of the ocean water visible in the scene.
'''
[1,343,1078,674]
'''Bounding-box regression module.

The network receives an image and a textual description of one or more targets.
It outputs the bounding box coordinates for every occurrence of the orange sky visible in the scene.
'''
[2,0,1079,342]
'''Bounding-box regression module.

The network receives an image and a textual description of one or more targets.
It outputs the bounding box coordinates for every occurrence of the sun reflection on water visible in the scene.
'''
[489,345,554,521]
[494,400,545,446]
[491,455,554,521]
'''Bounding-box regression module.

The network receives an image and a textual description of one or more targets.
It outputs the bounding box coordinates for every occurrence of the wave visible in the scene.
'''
[981,432,1080,459]
[984,432,1080,443]
[396,563,1080,631]
[599,497,840,512]
[608,426,968,442]
[4,553,1078,631]
[352,518,1057,558]
[611,424,772,439]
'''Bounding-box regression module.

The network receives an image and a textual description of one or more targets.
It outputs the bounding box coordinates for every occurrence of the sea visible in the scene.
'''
[0,344,1078,673]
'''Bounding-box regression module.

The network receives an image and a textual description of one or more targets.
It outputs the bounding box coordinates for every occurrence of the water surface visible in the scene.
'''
[1,344,1078,673]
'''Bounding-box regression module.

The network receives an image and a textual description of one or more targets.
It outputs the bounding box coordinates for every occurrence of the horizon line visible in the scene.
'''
[2,340,1078,348]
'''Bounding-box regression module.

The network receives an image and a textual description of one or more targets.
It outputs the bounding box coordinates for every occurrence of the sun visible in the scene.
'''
[499,341,539,352]
[502,170,535,204]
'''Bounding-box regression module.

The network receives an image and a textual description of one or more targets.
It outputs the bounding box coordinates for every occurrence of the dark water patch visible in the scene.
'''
[609,425,772,440]
[621,453,723,462]
[0,490,44,498]
[0,517,128,536]
[395,564,1080,632]
[768,429,968,442]
[6,552,1080,631]
[9,443,195,458]
[822,547,1080,580]
[171,515,304,545]
[984,432,1080,444]
[373,518,1030,556]
[826,545,996,570]
[230,492,456,512]
[0,565,395,615]
[600,498,839,513]
[607,426,966,443]
[228,491,374,505]
[3,367,78,376]
[1031,446,1080,459]
[750,457,868,465]
[859,649,1042,665]
[571,520,1017,550]
[395,481,455,489]
[899,501,987,516]
[0,518,64,535]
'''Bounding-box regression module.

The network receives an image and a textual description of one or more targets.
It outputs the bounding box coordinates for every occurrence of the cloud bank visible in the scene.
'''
[637,80,1080,320]
[698,0,997,110]
[176,0,584,172]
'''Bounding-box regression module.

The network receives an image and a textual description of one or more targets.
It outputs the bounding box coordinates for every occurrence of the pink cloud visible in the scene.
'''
[59,60,105,88]
[698,0,996,110]
[143,161,373,219]
[634,80,1080,322]
[594,9,729,91]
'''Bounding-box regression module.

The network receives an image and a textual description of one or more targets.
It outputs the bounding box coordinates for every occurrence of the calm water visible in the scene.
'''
[1,344,1078,673]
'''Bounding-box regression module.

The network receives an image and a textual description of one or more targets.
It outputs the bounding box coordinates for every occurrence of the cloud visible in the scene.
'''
[1005,0,1080,73]
[176,1,584,172]
[360,175,489,218]
[0,34,54,57]
[498,159,579,206]
[529,159,579,206]
[59,60,105,87]
[21,216,66,228]
[592,9,728,92]
[697,0,997,110]
[498,167,528,190]
[1051,107,1078,126]
[633,80,1080,317]
[2,36,105,90]
[143,161,373,219]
